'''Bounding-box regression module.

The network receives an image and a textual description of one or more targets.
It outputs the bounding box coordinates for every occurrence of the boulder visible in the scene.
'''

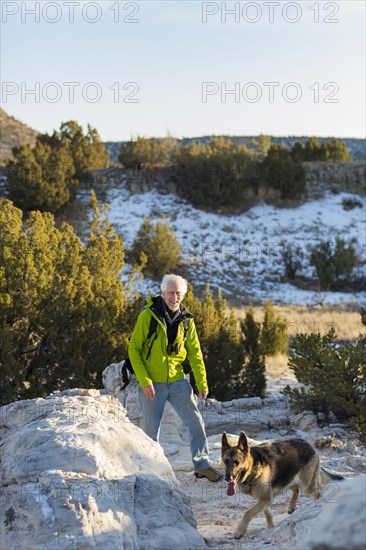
[299,477,366,549]
[0,390,205,549]
[292,411,320,433]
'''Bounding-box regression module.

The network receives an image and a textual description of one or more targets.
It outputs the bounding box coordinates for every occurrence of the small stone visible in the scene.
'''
[330,438,344,448]
[79,389,100,397]
[346,441,358,454]
[315,436,332,449]
[328,411,338,422]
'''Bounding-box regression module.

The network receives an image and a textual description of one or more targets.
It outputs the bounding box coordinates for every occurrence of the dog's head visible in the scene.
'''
[222,431,251,484]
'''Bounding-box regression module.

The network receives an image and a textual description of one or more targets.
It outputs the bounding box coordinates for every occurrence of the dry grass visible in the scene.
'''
[232,304,365,380]
[232,304,365,342]
[264,354,293,380]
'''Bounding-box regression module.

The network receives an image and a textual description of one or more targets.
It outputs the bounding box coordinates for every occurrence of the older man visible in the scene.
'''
[128,273,222,482]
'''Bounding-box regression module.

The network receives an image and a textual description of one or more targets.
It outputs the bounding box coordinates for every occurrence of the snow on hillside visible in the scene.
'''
[106,185,366,306]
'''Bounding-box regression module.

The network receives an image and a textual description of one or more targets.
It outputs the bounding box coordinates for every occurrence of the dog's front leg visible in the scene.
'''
[264,508,274,529]
[234,499,271,538]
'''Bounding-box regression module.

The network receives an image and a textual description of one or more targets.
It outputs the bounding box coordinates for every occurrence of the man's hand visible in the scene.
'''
[198,391,208,400]
[143,384,156,400]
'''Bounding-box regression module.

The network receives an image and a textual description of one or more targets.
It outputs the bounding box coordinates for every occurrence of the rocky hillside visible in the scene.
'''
[0,109,38,163]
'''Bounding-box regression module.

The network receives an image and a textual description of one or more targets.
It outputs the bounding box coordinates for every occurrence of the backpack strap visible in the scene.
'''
[182,318,189,342]
[181,318,192,375]
[145,316,159,361]
[147,316,158,340]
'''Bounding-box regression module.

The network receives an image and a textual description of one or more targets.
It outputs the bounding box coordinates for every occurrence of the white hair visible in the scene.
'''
[161,274,188,296]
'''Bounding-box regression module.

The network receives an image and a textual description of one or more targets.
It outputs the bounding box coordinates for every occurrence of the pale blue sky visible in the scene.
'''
[1,1,365,140]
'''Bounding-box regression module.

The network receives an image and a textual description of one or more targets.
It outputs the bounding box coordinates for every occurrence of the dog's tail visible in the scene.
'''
[321,466,344,482]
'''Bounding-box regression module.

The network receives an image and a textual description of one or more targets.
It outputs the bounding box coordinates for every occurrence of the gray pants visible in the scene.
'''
[138,377,210,470]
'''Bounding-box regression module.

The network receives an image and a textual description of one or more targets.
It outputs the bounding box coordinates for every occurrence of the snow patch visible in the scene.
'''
[104,186,366,305]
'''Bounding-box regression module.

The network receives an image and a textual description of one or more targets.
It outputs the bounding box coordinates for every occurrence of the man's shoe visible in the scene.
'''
[194,466,223,482]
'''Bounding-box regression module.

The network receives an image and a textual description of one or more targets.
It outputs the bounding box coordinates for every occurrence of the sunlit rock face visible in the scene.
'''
[0,389,205,549]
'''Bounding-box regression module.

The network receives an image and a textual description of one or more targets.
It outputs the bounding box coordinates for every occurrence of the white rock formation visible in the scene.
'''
[0,389,206,549]
[299,476,366,550]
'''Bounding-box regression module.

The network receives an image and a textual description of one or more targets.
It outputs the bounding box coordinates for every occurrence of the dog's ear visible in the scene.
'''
[237,431,249,453]
[222,432,230,452]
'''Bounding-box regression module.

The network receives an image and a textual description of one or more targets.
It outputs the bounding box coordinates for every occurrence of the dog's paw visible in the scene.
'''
[287,508,295,515]
[234,528,246,539]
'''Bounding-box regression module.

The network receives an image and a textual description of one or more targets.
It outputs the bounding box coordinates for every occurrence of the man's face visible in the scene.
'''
[162,281,183,312]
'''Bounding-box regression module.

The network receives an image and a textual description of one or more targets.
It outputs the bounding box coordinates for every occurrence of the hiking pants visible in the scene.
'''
[138,377,210,470]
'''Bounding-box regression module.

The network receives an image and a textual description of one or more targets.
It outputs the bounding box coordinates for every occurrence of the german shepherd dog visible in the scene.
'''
[222,431,343,538]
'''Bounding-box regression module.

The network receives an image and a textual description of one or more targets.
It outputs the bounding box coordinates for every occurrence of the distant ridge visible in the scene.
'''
[0,109,39,163]
[105,135,365,163]
[0,108,364,164]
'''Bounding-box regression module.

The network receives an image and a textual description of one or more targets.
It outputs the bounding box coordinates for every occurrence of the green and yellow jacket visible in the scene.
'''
[128,296,208,392]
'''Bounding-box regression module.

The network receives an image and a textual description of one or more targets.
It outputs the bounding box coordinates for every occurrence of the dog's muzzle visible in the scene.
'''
[225,470,245,483]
